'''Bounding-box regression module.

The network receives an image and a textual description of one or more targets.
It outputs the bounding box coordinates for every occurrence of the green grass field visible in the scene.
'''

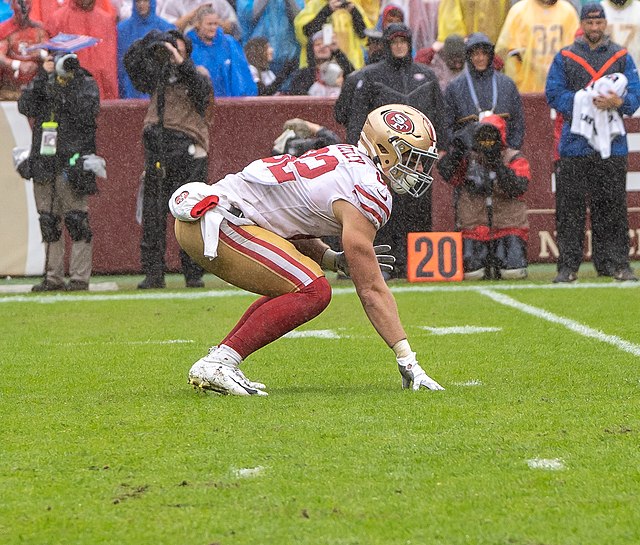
[1,267,640,545]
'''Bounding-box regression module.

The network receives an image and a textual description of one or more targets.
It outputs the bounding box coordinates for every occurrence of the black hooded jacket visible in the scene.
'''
[443,32,525,149]
[18,65,100,185]
[340,23,445,145]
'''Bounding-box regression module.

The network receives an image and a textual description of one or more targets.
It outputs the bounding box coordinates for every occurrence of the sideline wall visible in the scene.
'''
[92,95,640,274]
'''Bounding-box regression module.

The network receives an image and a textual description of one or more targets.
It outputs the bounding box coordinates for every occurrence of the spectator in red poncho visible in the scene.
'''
[29,0,116,20]
[0,0,49,100]
[46,0,117,99]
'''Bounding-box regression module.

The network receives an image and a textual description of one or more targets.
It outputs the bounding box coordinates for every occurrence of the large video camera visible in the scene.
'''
[145,31,180,64]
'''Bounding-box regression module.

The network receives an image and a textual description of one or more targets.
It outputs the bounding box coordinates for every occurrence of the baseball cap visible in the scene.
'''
[580,3,606,20]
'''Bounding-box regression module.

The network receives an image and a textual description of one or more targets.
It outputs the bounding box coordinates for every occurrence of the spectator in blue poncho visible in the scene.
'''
[117,0,174,98]
[187,5,257,97]
[0,0,12,23]
[237,0,304,75]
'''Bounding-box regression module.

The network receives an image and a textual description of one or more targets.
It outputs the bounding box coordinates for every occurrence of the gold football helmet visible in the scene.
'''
[358,104,438,197]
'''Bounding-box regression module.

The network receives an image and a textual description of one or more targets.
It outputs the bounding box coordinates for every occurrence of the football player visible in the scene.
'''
[170,104,445,396]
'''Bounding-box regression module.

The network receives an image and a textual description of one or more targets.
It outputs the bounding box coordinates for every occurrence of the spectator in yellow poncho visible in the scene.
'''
[294,0,376,70]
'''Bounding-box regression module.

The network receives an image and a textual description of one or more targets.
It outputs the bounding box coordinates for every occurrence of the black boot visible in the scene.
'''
[137,275,166,289]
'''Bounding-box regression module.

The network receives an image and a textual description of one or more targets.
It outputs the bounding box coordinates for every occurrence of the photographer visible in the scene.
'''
[437,114,531,280]
[17,51,100,291]
[124,29,214,289]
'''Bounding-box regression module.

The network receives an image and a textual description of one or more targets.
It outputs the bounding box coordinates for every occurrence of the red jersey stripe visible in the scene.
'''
[354,184,391,218]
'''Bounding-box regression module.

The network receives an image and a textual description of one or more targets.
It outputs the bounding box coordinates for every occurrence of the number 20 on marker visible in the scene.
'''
[407,232,463,282]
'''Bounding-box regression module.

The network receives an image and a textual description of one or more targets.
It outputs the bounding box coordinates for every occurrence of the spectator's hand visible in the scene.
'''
[190,3,212,22]
[20,60,38,75]
[508,48,524,63]
[593,91,624,110]
[42,56,55,74]
[196,65,211,79]
[164,41,184,65]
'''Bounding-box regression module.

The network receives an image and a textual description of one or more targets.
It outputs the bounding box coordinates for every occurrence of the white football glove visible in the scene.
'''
[397,353,445,391]
[323,245,396,276]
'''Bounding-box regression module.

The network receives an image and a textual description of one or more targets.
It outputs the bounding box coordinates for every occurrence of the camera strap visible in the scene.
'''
[464,68,497,117]
[152,67,170,179]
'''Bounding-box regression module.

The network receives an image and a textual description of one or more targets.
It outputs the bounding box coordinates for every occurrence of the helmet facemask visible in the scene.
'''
[386,137,438,197]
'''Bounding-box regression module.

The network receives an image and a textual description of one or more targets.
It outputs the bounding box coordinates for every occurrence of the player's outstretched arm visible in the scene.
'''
[333,201,444,390]
[333,200,444,391]
[334,200,406,345]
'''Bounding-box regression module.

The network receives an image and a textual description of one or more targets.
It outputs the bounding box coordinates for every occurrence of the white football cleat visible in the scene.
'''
[188,348,267,396]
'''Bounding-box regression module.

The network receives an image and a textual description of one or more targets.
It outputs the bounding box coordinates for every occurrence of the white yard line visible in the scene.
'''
[1,281,638,305]
[419,326,501,335]
[526,458,566,470]
[479,289,640,357]
[283,330,341,339]
[45,339,194,347]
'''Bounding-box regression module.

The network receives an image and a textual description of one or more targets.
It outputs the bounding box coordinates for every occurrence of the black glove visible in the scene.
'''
[451,123,477,153]
[483,142,503,168]
[495,163,528,197]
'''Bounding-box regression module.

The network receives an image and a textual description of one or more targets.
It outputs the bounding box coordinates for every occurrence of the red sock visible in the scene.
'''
[222,277,331,358]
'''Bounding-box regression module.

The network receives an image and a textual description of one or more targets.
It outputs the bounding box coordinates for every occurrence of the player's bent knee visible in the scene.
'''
[300,276,332,319]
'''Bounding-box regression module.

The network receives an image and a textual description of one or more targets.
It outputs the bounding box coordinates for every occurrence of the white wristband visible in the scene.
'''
[392,339,412,358]
[11,59,21,72]
[321,248,338,271]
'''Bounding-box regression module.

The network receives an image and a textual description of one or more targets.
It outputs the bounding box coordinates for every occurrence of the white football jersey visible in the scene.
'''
[213,144,393,239]
[602,1,640,66]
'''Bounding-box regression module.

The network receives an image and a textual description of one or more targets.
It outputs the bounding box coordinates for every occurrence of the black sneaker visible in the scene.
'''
[32,280,66,292]
[67,280,89,291]
[137,276,166,289]
[552,269,578,283]
[185,279,205,288]
[613,268,638,282]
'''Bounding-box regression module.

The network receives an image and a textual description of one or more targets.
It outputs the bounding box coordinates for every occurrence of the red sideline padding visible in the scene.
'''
[91,95,640,274]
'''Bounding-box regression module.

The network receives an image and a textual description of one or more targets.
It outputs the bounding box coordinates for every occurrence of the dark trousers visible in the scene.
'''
[556,155,631,274]
[374,188,432,278]
[141,146,207,281]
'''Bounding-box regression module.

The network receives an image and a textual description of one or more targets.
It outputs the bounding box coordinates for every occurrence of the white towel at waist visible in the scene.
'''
[570,72,627,159]
[169,182,253,260]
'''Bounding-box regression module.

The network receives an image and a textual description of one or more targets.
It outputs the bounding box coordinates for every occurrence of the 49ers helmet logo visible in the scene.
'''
[383,111,414,133]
